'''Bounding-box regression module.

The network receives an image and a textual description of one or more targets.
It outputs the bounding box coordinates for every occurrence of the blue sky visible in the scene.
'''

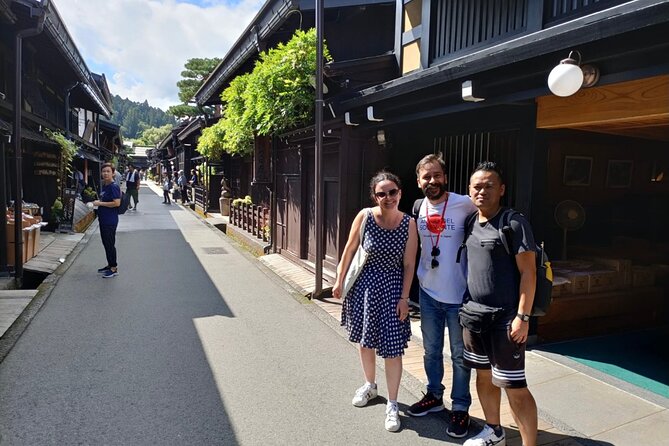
[54,0,264,111]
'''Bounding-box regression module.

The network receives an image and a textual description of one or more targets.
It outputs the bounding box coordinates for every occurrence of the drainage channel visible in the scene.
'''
[21,270,49,290]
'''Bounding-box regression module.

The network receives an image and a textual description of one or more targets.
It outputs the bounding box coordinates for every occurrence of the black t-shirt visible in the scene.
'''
[465,210,535,322]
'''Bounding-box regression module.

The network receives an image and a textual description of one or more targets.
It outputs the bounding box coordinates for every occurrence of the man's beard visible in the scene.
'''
[422,183,447,200]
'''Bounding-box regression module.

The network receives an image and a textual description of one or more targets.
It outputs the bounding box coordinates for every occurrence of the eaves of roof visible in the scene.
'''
[39,1,112,117]
[22,127,58,145]
[176,117,203,141]
[99,119,120,132]
[157,132,172,150]
[0,117,11,133]
[195,0,299,106]
[71,133,99,152]
[1,0,16,23]
[335,0,669,114]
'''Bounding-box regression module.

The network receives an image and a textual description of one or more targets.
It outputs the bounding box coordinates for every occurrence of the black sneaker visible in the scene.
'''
[407,392,444,416]
[97,266,111,273]
[446,410,470,438]
[102,269,118,278]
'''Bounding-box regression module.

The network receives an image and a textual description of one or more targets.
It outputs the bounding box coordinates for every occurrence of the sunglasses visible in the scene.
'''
[374,188,399,199]
[431,246,440,269]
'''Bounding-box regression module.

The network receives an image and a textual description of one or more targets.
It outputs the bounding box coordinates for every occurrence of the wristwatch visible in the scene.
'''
[516,313,531,322]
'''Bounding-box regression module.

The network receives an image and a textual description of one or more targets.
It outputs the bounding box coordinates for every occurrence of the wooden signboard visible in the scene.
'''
[59,188,77,233]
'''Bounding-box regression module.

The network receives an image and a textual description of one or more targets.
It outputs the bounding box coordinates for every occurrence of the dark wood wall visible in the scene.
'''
[540,129,669,260]
[274,123,380,272]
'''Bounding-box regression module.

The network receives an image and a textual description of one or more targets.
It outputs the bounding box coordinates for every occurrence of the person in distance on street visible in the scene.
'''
[93,163,121,278]
[162,173,172,204]
[333,171,418,433]
[178,170,189,204]
[125,164,140,210]
[462,161,538,446]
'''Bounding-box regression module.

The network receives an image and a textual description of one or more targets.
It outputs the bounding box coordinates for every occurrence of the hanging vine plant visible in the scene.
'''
[198,28,332,159]
[243,28,332,136]
[45,129,77,174]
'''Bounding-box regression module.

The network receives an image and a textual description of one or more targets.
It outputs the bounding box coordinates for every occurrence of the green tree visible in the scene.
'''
[167,57,221,119]
[135,124,174,146]
[110,95,173,138]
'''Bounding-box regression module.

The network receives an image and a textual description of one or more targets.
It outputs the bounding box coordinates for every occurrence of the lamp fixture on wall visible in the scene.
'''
[462,80,485,102]
[547,51,600,97]
[376,129,386,146]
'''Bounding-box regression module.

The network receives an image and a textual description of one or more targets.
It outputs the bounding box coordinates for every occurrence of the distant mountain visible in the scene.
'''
[109,95,175,139]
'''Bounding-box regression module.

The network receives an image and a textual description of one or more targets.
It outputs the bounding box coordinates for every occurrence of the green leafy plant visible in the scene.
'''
[44,129,77,174]
[197,28,331,159]
[232,195,253,208]
[244,28,331,136]
[82,187,97,202]
[50,198,64,223]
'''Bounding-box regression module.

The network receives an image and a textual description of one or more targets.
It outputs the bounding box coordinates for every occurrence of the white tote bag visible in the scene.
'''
[342,209,370,299]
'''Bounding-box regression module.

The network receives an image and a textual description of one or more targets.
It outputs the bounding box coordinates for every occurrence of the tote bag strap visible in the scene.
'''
[359,208,370,247]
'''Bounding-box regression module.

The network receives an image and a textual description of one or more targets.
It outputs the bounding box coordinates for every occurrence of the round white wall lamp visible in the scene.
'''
[547,51,599,97]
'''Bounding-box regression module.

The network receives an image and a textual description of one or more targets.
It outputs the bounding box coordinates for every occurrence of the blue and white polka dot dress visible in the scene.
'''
[341,212,411,358]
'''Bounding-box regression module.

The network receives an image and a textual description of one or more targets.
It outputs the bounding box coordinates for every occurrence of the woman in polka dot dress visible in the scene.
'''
[333,171,418,432]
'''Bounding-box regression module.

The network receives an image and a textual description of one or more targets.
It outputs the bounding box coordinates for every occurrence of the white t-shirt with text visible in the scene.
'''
[416,193,477,304]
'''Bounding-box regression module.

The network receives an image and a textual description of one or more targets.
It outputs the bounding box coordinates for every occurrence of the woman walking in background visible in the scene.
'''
[332,171,418,432]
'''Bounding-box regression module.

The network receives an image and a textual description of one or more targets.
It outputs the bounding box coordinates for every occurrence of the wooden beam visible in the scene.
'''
[536,75,669,129]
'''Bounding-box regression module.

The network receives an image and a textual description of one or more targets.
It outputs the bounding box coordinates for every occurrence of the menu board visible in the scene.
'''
[33,150,60,176]
[59,188,77,232]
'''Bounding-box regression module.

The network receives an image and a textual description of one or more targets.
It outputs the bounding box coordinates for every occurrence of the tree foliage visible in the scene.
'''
[198,29,331,159]
[109,95,174,139]
[167,57,221,119]
[135,124,174,146]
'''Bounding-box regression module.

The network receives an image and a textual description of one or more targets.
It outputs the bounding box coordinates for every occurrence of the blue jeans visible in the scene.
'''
[419,288,471,411]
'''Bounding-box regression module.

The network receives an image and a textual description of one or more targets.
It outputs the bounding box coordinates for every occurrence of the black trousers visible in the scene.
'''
[163,190,171,203]
[100,224,118,268]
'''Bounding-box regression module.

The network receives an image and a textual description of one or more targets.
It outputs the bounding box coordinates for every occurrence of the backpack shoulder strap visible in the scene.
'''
[412,198,424,219]
[499,208,521,256]
[456,210,478,263]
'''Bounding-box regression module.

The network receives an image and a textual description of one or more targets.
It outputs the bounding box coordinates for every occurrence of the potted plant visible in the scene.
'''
[81,187,97,203]
[47,198,64,232]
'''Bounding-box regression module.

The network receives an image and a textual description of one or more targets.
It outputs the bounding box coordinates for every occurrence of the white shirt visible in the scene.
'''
[416,192,477,304]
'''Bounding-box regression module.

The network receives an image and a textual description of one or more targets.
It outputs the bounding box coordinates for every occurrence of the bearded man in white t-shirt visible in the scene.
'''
[407,154,477,439]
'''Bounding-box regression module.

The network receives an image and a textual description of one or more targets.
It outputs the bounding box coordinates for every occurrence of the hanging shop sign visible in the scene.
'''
[59,187,78,233]
[33,150,60,176]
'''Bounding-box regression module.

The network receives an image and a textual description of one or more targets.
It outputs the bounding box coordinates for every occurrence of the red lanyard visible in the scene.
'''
[427,196,449,252]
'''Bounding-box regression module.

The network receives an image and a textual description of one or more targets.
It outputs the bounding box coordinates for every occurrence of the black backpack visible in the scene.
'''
[117,191,130,215]
[457,208,553,317]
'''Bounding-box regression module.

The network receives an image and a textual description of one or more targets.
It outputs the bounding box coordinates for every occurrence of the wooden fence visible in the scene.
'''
[230,203,270,243]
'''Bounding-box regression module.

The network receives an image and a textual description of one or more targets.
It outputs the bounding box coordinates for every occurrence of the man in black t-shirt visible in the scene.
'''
[462,161,538,446]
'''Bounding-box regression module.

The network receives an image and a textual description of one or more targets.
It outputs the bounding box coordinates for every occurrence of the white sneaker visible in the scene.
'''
[385,401,401,432]
[351,383,378,407]
[463,424,505,446]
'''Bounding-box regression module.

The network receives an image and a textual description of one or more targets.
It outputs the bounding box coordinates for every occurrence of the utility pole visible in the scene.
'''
[314,0,324,297]
[13,4,47,285]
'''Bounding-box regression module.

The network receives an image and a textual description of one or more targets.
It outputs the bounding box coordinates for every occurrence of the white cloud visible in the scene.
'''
[53,0,264,110]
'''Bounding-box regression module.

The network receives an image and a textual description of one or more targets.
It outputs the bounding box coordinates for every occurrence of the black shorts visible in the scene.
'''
[462,324,528,388]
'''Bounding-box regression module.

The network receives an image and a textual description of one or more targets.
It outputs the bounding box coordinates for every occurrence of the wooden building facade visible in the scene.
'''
[0,0,118,272]
[331,0,669,340]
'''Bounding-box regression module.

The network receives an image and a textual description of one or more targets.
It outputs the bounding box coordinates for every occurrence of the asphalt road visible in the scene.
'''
[0,186,453,445]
